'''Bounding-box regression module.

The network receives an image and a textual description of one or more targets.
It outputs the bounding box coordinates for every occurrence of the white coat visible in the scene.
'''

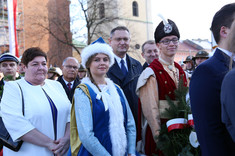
[1,78,71,156]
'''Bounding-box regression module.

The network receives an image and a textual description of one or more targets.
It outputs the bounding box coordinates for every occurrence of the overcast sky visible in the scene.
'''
[151,0,234,41]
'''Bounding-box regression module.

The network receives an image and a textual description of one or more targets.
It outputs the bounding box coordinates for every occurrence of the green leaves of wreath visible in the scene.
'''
[155,78,200,156]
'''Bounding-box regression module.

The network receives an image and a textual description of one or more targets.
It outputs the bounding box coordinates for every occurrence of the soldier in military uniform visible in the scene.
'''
[136,19,187,155]
[183,55,195,82]
[193,50,209,67]
[47,66,62,80]
[0,53,20,99]
[77,64,87,80]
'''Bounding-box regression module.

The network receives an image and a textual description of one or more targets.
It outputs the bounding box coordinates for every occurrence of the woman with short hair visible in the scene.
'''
[1,47,71,156]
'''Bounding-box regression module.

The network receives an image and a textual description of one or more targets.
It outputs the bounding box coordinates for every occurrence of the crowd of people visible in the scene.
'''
[0,2,234,156]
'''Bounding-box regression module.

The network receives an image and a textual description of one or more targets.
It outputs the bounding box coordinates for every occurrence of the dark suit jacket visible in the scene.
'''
[190,48,235,156]
[107,54,142,124]
[57,76,80,103]
[142,62,149,70]
[221,68,235,142]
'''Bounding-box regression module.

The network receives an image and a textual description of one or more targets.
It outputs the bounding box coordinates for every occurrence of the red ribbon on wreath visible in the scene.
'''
[188,114,194,127]
[166,118,188,132]
[166,114,195,132]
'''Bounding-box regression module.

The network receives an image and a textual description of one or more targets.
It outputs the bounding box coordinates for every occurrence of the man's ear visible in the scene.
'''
[141,52,145,58]
[22,64,27,72]
[220,26,229,39]
[108,38,112,45]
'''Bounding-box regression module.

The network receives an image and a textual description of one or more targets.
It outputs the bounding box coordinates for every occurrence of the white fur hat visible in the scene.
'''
[81,37,114,68]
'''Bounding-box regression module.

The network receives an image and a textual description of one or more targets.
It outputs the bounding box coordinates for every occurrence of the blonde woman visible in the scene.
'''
[69,37,137,156]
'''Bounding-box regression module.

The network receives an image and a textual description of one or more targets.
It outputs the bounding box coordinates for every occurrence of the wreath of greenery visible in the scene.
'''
[155,79,200,156]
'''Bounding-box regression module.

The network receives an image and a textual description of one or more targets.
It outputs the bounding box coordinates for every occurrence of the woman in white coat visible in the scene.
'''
[1,47,71,156]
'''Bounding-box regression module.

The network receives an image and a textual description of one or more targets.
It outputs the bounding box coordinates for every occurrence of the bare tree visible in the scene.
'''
[72,0,119,44]
[23,0,75,66]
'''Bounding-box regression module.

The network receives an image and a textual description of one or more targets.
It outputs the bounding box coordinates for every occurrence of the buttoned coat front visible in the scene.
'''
[107,54,142,124]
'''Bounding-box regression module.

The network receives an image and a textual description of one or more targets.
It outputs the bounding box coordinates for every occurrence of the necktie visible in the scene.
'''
[67,82,72,90]
[121,59,127,76]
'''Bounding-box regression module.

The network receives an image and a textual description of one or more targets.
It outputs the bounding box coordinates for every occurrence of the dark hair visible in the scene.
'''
[110,26,129,38]
[211,3,235,43]
[21,47,47,66]
[141,40,155,53]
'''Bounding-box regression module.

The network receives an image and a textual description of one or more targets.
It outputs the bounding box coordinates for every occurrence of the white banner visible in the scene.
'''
[7,0,18,57]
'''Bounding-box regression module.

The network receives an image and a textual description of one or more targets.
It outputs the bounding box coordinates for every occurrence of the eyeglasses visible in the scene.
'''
[114,37,130,42]
[159,38,179,45]
[65,65,78,70]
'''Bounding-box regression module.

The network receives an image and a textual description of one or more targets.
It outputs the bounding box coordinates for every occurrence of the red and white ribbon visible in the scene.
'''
[166,118,188,132]
[188,114,194,127]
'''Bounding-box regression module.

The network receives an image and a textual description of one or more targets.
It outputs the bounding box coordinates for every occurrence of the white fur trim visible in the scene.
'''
[81,77,127,155]
[81,43,114,68]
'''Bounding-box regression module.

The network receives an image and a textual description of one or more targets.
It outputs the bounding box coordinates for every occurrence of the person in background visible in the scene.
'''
[107,26,142,125]
[1,47,71,156]
[180,62,185,70]
[0,53,19,81]
[17,56,25,77]
[141,40,159,70]
[136,18,187,155]
[0,53,20,99]
[69,37,137,156]
[0,53,20,155]
[190,3,235,156]
[192,50,209,67]
[183,55,194,81]
[47,66,62,80]
[77,64,87,80]
[57,57,80,103]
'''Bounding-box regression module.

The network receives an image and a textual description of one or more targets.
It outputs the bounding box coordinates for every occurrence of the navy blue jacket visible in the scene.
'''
[107,54,142,124]
[142,62,148,70]
[57,76,80,103]
[221,68,235,142]
[190,48,235,156]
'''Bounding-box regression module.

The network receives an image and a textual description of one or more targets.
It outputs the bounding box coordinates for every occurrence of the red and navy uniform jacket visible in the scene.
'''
[137,59,187,155]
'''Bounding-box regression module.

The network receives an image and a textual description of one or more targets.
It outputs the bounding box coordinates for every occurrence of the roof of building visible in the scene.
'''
[191,39,212,50]
[72,39,87,48]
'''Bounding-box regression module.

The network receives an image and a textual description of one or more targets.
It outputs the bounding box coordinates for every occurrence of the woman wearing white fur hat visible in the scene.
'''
[69,37,137,156]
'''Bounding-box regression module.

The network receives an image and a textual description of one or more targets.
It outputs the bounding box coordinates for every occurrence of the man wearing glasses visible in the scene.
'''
[57,57,80,102]
[107,26,143,127]
[136,19,187,155]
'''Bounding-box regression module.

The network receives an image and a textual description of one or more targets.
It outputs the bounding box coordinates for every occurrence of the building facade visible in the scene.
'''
[87,0,153,64]
[0,0,72,67]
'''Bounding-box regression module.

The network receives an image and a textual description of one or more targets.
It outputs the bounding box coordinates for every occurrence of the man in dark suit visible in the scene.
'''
[189,3,235,156]
[221,14,235,144]
[57,57,80,103]
[141,40,159,70]
[107,26,142,125]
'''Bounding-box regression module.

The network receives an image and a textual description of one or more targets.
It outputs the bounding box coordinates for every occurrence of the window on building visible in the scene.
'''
[132,1,138,17]
[99,3,105,19]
